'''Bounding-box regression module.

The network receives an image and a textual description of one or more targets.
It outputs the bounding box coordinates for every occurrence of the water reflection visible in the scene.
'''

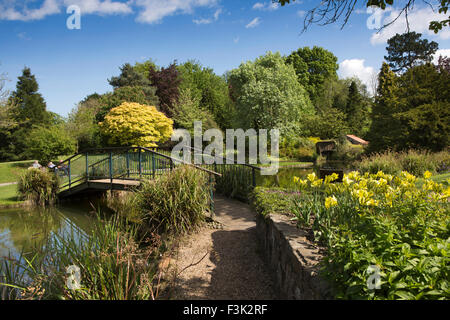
[0,203,96,263]
[256,162,349,189]
[256,167,315,189]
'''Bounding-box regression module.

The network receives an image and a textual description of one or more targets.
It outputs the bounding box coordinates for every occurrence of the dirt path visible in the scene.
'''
[0,182,17,187]
[165,195,276,300]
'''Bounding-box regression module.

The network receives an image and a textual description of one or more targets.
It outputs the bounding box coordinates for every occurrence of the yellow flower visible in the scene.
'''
[423,171,432,179]
[343,175,354,187]
[325,196,338,209]
[311,179,323,188]
[366,198,379,207]
[294,177,308,188]
[324,173,339,184]
[307,172,317,182]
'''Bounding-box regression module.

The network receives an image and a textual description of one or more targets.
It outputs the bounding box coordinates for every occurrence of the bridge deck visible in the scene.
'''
[58,179,142,198]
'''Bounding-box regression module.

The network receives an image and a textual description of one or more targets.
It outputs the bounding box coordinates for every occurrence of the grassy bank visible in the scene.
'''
[0,160,34,184]
[0,184,24,206]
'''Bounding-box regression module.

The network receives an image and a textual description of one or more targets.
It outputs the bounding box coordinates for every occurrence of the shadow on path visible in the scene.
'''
[168,195,276,300]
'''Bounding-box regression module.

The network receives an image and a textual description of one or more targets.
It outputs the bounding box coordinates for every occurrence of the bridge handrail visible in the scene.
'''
[171,145,262,171]
[58,146,222,183]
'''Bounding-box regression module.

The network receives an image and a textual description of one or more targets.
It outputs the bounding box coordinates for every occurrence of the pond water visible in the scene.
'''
[0,201,98,264]
[256,167,315,189]
[256,161,351,189]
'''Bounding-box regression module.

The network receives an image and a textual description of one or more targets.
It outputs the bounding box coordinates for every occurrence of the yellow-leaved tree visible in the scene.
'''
[99,102,173,147]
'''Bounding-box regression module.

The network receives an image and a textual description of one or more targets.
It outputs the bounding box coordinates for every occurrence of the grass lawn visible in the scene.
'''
[0,184,24,206]
[0,160,34,184]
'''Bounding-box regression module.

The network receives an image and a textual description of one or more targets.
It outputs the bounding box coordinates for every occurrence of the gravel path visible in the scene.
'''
[165,195,276,300]
[0,182,17,187]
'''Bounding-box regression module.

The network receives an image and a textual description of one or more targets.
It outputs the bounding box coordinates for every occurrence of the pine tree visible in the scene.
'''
[367,63,399,152]
[10,67,49,127]
[345,81,370,137]
[385,32,438,73]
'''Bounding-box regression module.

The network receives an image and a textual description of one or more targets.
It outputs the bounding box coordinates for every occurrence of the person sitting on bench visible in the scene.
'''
[57,160,69,176]
[47,161,58,173]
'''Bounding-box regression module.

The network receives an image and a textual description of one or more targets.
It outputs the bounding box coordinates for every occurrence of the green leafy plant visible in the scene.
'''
[17,168,59,206]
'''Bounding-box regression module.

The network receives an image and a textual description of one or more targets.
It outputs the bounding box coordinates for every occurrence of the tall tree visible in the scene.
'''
[148,62,182,117]
[394,63,449,151]
[9,67,49,127]
[385,32,438,73]
[95,86,159,122]
[285,46,338,103]
[345,81,371,136]
[108,63,159,108]
[227,51,314,135]
[108,63,152,88]
[367,62,400,152]
[177,60,235,129]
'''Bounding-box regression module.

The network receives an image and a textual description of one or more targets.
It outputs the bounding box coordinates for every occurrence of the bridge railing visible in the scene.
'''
[58,146,222,213]
[166,145,262,201]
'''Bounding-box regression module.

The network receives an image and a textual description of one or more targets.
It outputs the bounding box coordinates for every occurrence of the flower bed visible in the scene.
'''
[290,170,449,299]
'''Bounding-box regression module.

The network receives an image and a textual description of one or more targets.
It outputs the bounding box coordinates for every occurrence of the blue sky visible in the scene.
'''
[1,0,449,116]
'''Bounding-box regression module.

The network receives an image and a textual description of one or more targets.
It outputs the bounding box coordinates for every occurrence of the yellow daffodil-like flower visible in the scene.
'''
[325,196,338,209]
[307,172,317,183]
[366,198,379,207]
[311,179,323,188]
[324,173,339,184]
[400,171,417,183]
[423,171,432,179]
[347,171,360,181]
[294,176,308,189]
[343,175,353,187]
[384,192,394,207]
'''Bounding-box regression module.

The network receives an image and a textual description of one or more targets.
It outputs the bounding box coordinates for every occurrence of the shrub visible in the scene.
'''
[280,136,317,161]
[399,150,436,176]
[251,187,301,217]
[99,102,173,147]
[24,125,76,165]
[134,165,211,235]
[17,169,59,206]
[330,140,365,163]
[357,149,450,176]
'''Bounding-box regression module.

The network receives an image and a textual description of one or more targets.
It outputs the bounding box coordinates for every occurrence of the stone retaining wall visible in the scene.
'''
[256,213,332,299]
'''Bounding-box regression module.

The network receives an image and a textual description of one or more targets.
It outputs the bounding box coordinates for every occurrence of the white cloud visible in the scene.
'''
[135,0,218,24]
[246,17,261,28]
[0,0,132,21]
[370,7,450,45]
[433,49,450,64]
[0,0,218,23]
[0,0,61,21]
[63,0,132,15]
[252,2,278,11]
[193,7,221,25]
[339,59,377,94]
